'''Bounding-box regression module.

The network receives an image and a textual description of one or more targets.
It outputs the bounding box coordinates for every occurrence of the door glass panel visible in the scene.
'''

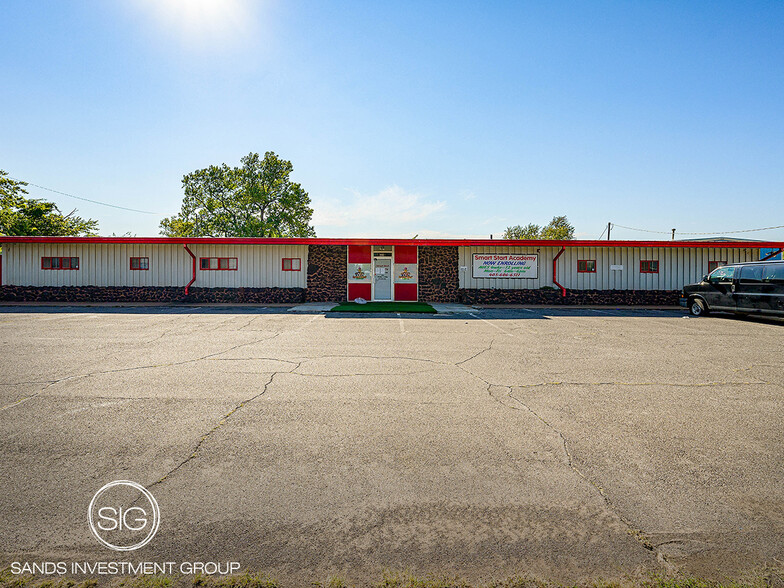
[373,259,392,300]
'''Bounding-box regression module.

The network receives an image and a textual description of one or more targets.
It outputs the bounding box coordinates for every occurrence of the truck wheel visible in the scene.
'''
[690,298,708,317]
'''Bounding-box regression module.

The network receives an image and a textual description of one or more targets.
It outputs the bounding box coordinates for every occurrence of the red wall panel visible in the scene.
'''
[394,245,418,264]
[395,283,417,301]
[348,245,371,263]
[348,283,371,301]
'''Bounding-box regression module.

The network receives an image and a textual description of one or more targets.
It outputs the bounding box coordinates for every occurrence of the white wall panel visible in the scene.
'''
[2,242,761,291]
[458,246,759,291]
[0,243,307,288]
[187,244,307,289]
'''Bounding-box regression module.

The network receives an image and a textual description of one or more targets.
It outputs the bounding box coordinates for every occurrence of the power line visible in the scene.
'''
[10,177,159,215]
[612,222,784,236]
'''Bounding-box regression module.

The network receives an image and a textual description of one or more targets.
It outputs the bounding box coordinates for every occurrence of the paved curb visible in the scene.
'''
[288,302,339,313]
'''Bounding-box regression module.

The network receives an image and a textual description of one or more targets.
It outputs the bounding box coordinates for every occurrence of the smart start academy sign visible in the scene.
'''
[472,253,538,279]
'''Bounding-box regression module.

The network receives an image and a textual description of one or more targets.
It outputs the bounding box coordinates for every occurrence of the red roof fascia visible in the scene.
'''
[0,236,782,248]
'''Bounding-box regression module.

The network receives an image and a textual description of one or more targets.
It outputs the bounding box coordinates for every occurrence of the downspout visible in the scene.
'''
[184,244,196,295]
[552,246,566,298]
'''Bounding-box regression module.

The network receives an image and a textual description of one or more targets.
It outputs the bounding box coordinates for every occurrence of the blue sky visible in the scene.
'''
[2,1,783,240]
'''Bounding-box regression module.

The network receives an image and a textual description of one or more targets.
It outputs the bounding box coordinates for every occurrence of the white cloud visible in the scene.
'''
[312,186,446,228]
[460,190,477,201]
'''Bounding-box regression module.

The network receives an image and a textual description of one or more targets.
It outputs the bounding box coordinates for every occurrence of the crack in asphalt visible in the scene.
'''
[0,380,63,412]
[498,380,763,389]
[455,337,496,366]
[454,361,675,570]
[288,369,442,378]
[208,357,300,364]
[146,369,290,490]
[4,310,781,573]
[0,334,284,412]
[502,385,678,572]
[288,354,453,367]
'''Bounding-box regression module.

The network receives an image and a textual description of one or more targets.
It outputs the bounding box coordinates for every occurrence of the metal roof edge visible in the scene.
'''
[1,236,783,248]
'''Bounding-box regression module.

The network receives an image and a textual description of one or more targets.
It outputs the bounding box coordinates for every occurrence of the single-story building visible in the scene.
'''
[1,236,782,304]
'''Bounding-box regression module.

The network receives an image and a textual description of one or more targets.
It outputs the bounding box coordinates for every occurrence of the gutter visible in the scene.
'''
[552,246,566,298]
[3,236,784,249]
[184,244,196,295]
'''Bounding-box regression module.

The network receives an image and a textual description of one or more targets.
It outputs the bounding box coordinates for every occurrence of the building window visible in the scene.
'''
[199,257,238,271]
[640,260,659,274]
[708,260,727,273]
[42,256,79,270]
[130,257,149,270]
[282,258,301,271]
[577,260,596,273]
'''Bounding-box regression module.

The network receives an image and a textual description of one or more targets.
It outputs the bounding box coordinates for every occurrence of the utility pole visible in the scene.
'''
[607,222,611,240]
[672,228,676,240]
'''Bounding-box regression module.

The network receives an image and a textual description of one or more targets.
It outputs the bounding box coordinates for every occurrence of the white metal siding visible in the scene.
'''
[460,246,758,290]
[0,243,307,289]
[188,244,307,289]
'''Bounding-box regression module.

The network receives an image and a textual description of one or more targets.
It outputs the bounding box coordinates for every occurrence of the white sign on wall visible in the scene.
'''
[472,253,538,279]
[610,264,623,271]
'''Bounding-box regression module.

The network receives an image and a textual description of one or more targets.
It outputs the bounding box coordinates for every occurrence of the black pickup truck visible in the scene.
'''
[681,260,784,317]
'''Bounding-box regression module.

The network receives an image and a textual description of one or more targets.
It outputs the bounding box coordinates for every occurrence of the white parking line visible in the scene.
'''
[468,312,515,336]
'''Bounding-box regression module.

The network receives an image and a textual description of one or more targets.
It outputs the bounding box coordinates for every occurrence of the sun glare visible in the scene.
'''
[131,0,258,48]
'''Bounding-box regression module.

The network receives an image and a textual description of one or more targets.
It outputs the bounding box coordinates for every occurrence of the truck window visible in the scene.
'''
[762,263,784,284]
[739,265,763,283]
[708,266,735,283]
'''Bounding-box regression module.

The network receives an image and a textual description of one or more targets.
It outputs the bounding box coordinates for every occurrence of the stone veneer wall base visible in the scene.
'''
[459,288,681,306]
[0,286,305,304]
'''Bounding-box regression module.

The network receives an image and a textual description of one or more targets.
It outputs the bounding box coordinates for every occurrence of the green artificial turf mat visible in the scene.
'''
[330,301,437,313]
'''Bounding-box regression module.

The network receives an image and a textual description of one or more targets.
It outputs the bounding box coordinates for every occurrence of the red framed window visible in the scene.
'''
[42,257,79,270]
[130,257,149,270]
[199,257,238,271]
[640,260,659,274]
[577,259,596,273]
[282,258,301,271]
[708,261,727,273]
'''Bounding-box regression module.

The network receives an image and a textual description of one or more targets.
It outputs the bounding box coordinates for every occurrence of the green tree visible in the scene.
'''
[503,216,574,240]
[160,152,316,238]
[0,170,99,236]
[540,215,575,240]
[502,223,541,239]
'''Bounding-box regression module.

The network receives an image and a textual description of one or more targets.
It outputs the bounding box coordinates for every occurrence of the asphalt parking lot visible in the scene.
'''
[1,305,783,585]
